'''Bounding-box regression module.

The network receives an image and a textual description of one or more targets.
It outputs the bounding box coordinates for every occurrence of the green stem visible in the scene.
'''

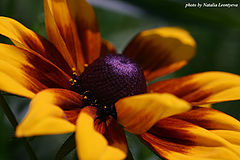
[0,94,38,160]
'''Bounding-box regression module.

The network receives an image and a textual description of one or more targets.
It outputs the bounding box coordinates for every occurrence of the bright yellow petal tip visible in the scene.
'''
[76,110,126,160]
[116,93,191,134]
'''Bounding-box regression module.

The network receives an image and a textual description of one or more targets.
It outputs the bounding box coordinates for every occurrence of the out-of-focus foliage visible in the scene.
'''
[0,0,240,159]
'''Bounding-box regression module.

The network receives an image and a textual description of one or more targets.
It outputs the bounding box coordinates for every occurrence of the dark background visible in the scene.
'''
[0,0,240,159]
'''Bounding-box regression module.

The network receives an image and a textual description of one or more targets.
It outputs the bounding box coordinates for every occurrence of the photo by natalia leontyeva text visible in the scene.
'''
[185,2,238,8]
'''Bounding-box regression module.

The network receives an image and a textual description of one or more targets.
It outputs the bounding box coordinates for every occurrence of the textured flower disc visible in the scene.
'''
[80,54,147,105]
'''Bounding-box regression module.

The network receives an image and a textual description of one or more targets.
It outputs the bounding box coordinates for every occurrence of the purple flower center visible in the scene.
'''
[80,54,147,105]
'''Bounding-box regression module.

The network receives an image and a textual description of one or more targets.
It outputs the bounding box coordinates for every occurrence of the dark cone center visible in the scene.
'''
[80,54,147,105]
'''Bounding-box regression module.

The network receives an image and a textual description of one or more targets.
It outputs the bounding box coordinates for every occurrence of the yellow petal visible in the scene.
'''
[141,108,240,160]
[123,27,196,81]
[115,93,191,134]
[67,0,101,64]
[16,89,83,137]
[0,44,70,98]
[211,130,240,146]
[0,16,72,74]
[149,71,240,105]
[76,107,126,160]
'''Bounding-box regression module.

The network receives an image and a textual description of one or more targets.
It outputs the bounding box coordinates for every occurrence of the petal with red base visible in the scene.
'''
[0,16,72,74]
[44,0,81,71]
[123,27,196,81]
[0,44,70,98]
[148,71,240,105]
[76,107,126,160]
[67,0,101,65]
[16,89,83,137]
[140,107,240,160]
[105,119,128,154]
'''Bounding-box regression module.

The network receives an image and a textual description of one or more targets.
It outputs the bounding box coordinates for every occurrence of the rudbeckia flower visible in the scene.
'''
[1,0,240,159]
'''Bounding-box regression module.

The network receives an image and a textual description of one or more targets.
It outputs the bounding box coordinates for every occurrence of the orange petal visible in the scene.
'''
[115,93,191,134]
[0,44,70,98]
[76,107,126,160]
[67,0,101,65]
[44,0,83,72]
[123,27,196,81]
[16,89,83,137]
[101,39,117,56]
[0,16,72,75]
[148,71,240,105]
[140,108,240,160]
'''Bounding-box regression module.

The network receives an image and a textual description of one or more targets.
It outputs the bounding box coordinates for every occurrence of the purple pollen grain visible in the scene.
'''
[80,54,147,105]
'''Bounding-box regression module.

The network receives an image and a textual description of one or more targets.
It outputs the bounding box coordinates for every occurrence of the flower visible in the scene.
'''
[1,0,240,159]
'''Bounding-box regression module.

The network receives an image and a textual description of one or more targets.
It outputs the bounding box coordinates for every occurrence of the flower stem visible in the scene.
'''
[0,94,38,160]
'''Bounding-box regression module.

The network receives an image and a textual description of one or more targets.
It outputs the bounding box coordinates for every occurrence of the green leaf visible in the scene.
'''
[126,149,134,160]
[55,133,76,160]
[0,94,38,160]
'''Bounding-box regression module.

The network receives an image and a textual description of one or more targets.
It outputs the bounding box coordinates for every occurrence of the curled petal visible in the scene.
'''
[0,16,72,74]
[67,0,101,65]
[76,107,126,160]
[148,71,240,105]
[16,89,83,137]
[115,93,191,134]
[0,44,70,98]
[140,108,240,160]
[123,27,196,81]
[44,0,82,71]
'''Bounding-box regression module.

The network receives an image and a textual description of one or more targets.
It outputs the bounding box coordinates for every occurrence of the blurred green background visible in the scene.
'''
[0,0,240,159]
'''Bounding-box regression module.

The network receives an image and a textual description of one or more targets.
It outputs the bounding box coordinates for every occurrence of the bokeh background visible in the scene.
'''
[0,0,240,159]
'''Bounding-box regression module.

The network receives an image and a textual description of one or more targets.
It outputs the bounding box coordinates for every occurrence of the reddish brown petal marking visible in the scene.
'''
[172,107,240,131]
[94,118,112,135]
[81,106,112,134]
[126,39,171,70]
[76,22,101,64]
[52,13,82,68]
[123,27,195,81]
[100,39,116,56]
[19,33,72,75]
[64,109,81,124]
[140,132,190,156]
[67,0,101,64]
[148,74,212,103]
[145,61,187,81]
[81,106,97,118]
[141,108,240,159]
[140,118,197,157]
[149,118,196,146]
[47,89,83,110]
[105,119,128,153]
[0,17,72,75]
[23,49,71,93]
